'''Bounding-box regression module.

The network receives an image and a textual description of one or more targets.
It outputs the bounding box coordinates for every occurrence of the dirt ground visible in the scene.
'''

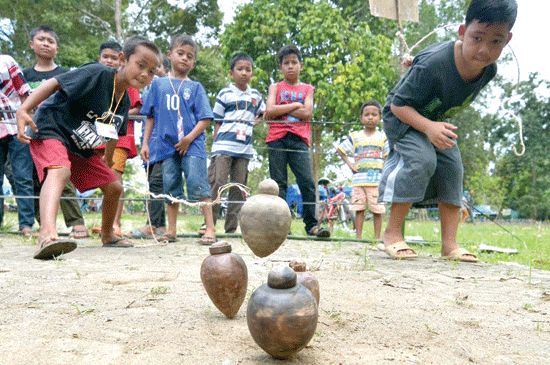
[0,231,549,365]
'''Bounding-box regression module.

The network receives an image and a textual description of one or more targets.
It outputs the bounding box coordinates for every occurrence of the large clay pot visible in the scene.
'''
[247,266,318,359]
[200,241,248,319]
[289,259,320,305]
[238,179,291,257]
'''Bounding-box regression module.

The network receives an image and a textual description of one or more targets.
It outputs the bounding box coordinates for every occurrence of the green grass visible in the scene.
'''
[3,211,549,271]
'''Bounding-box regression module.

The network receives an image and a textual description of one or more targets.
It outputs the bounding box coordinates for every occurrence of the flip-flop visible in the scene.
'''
[197,223,207,236]
[307,226,330,238]
[384,241,418,260]
[127,228,153,239]
[198,236,217,246]
[92,227,123,237]
[69,227,89,239]
[102,237,134,248]
[34,237,77,260]
[441,248,479,263]
[158,233,178,243]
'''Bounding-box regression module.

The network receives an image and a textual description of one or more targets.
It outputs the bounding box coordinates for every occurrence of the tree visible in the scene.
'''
[219,0,396,186]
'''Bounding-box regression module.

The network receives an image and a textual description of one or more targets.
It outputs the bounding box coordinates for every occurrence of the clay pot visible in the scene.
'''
[289,259,320,305]
[200,241,248,319]
[238,179,291,257]
[247,266,318,359]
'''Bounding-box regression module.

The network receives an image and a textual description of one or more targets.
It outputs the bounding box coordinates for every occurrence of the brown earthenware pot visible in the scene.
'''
[238,179,291,257]
[247,266,318,359]
[290,259,320,305]
[200,241,248,318]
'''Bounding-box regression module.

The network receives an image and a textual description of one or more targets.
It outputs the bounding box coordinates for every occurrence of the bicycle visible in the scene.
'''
[318,187,355,232]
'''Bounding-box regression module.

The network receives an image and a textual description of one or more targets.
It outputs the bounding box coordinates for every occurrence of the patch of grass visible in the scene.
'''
[72,304,94,315]
[150,286,170,296]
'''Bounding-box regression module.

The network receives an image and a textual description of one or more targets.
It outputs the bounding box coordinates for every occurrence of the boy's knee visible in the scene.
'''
[102,180,123,197]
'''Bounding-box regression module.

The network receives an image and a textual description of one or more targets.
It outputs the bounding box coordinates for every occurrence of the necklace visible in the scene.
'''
[168,74,186,119]
[96,73,125,125]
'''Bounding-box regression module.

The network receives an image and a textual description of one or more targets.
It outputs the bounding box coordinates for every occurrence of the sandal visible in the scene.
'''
[127,228,153,239]
[307,226,330,238]
[197,223,207,236]
[198,236,217,246]
[102,237,134,248]
[384,241,418,260]
[34,237,77,260]
[92,226,123,237]
[69,226,88,239]
[158,233,178,243]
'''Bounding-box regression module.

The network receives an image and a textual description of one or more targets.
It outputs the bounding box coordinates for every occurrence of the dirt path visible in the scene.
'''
[0,234,549,364]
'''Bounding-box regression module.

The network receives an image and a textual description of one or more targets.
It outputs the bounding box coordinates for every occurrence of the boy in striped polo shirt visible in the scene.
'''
[208,53,265,233]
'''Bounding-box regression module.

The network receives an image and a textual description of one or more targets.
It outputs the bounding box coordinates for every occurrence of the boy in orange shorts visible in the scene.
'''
[337,100,388,239]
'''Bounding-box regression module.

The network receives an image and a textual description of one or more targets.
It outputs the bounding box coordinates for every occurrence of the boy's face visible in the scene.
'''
[119,45,159,89]
[458,20,512,70]
[29,31,58,60]
[167,44,196,76]
[98,48,120,68]
[230,60,253,89]
[361,105,381,129]
[279,53,303,81]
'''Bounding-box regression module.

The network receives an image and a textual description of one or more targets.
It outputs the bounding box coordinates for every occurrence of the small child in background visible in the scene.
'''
[140,34,216,245]
[94,41,142,237]
[337,100,388,240]
[17,35,161,259]
[208,52,265,234]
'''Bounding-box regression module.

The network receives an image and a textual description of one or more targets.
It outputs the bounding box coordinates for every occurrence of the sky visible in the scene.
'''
[220,0,545,84]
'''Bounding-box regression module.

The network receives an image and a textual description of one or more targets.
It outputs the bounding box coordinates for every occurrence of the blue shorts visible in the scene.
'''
[162,154,211,202]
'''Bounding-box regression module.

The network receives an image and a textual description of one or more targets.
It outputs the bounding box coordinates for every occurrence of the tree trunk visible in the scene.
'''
[115,0,123,42]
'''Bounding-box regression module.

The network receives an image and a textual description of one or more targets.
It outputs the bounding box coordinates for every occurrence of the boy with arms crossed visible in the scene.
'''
[338,100,388,240]
[378,0,517,261]
[17,36,161,259]
[208,52,265,234]
[264,45,329,238]
[140,35,216,245]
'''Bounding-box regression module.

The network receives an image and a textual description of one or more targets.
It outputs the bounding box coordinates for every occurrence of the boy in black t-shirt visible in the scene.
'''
[377,0,517,262]
[23,25,89,240]
[16,36,161,260]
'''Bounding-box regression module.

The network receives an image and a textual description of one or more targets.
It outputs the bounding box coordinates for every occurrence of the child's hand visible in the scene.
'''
[350,164,359,173]
[175,136,192,155]
[16,109,37,144]
[103,156,115,168]
[140,145,149,162]
[425,121,458,149]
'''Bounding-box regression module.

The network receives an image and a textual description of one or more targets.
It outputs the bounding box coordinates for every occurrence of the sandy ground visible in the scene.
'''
[0,232,549,365]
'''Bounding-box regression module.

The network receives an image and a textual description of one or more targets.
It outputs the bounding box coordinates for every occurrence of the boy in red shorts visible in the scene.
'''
[16,36,160,260]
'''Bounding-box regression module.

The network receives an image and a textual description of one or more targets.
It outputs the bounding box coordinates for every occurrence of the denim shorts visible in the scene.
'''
[162,154,211,202]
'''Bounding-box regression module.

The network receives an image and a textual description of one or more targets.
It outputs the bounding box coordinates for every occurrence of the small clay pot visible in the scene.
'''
[247,266,318,359]
[200,241,248,318]
[238,179,291,257]
[290,259,320,305]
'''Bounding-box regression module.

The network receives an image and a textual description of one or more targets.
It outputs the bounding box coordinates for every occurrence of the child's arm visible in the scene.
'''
[175,119,211,155]
[140,117,155,162]
[16,77,61,144]
[212,123,221,141]
[103,139,118,168]
[337,148,358,173]
[391,104,458,150]
[264,83,301,120]
[288,90,314,121]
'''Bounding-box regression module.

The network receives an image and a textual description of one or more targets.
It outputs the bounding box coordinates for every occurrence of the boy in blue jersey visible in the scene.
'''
[378,0,516,261]
[141,34,216,245]
[208,52,265,234]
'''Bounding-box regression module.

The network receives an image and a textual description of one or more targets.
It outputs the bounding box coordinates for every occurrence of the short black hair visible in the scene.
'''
[361,100,382,115]
[170,34,198,55]
[161,54,170,70]
[278,45,302,64]
[99,41,122,55]
[465,0,518,30]
[122,35,161,61]
[229,52,254,71]
[30,25,59,44]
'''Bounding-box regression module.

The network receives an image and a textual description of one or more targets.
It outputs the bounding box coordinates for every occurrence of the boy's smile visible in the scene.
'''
[230,60,253,91]
[30,31,58,59]
[457,20,512,77]
[119,45,159,90]
[168,44,196,77]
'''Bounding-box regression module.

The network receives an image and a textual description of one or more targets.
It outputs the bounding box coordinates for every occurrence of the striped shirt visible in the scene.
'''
[338,129,389,186]
[211,83,265,159]
[0,55,31,139]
